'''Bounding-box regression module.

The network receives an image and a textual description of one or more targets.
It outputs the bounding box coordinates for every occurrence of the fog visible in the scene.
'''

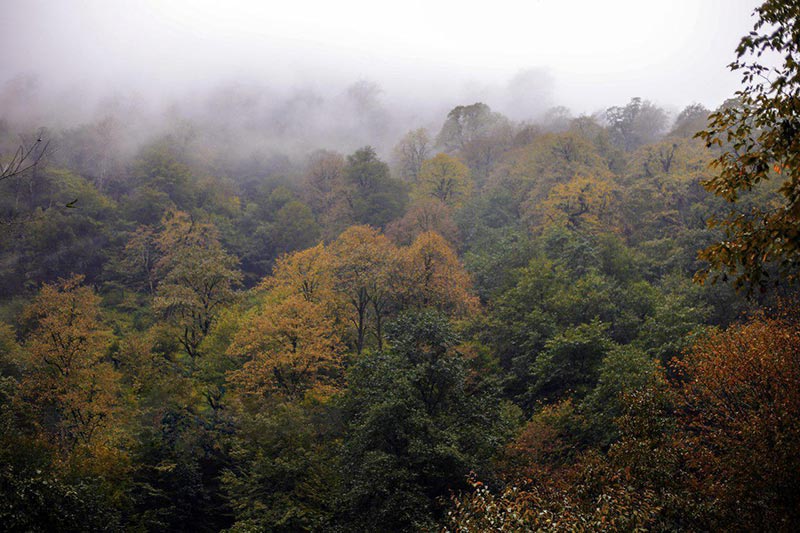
[0,0,763,159]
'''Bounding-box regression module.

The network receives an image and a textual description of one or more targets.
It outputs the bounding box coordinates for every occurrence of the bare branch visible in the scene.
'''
[0,130,49,183]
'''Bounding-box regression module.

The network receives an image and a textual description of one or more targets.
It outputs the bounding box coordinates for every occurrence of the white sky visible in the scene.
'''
[1,0,762,115]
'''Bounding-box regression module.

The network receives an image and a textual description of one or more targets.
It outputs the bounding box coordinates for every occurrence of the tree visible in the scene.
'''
[343,147,407,228]
[385,197,459,246]
[302,150,348,239]
[696,1,800,290]
[460,121,516,184]
[330,225,400,353]
[528,320,614,403]
[118,225,160,296]
[131,139,197,211]
[415,153,471,206]
[580,344,661,447]
[53,117,125,192]
[0,133,48,185]
[529,173,619,233]
[0,131,51,224]
[542,105,574,132]
[154,210,242,360]
[669,103,710,138]
[671,307,800,527]
[221,401,341,532]
[0,130,51,225]
[340,310,512,531]
[266,242,335,304]
[436,102,515,184]
[228,242,345,401]
[267,199,321,257]
[303,149,345,214]
[490,131,610,222]
[0,167,116,297]
[605,97,668,151]
[227,294,345,401]
[18,275,121,456]
[436,103,504,153]
[393,128,431,183]
[399,231,479,317]
[605,304,800,531]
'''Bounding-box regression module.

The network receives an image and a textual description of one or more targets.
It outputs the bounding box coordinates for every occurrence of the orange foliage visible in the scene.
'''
[400,231,479,317]
[496,400,578,486]
[671,306,800,524]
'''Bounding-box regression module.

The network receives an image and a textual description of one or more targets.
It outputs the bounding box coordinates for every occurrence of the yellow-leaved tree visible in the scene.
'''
[263,242,336,305]
[399,231,479,317]
[228,245,345,402]
[19,275,122,463]
[227,294,344,402]
[330,225,401,353]
[527,174,620,233]
[415,153,472,206]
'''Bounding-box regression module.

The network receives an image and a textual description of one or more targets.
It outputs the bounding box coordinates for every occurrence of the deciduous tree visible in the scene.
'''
[672,307,800,527]
[19,275,121,456]
[330,225,400,353]
[696,1,800,290]
[399,231,479,317]
[228,294,344,401]
[393,128,431,183]
[154,210,242,360]
[415,153,471,206]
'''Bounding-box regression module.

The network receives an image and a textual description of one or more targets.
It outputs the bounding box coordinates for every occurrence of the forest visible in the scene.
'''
[1,1,799,531]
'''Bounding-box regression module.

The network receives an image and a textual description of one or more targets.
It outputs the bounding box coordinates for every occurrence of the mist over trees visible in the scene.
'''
[2,0,799,531]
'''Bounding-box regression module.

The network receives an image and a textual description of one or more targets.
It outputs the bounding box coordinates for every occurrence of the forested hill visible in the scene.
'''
[2,3,800,529]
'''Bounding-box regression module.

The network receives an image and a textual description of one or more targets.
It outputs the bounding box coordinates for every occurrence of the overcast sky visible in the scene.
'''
[1,0,762,118]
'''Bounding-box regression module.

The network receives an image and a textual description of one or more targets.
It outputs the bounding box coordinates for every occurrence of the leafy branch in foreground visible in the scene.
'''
[695,1,800,291]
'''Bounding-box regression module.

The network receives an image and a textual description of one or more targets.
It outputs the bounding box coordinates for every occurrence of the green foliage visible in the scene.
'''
[344,146,408,228]
[339,310,514,531]
[223,401,341,532]
[270,200,321,256]
[696,1,800,290]
[1,37,792,530]
[132,141,197,211]
[0,454,123,533]
[0,168,117,296]
[129,409,234,532]
[581,345,661,447]
[154,211,242,360]
[528,320,614,403]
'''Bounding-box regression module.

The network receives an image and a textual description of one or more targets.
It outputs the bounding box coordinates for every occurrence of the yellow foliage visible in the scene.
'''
[400,231,480,317]
[330,225,401,353]
[19,275,123,461]
[228,293,345,401]
[265,242,335,304]
[415,153,472,206]
[528,174,620,233]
